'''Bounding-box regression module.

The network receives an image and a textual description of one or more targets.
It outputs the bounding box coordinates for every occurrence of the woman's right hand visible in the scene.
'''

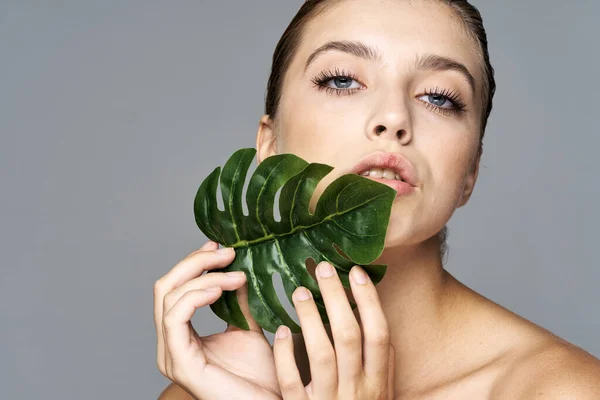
[154,240,282,400]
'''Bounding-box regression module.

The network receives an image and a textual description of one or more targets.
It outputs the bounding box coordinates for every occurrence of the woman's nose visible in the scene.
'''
[367,92,413,145]
[369,123,412,145]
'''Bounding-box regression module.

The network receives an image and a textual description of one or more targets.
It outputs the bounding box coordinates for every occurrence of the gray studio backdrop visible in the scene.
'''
[1,1,598,398]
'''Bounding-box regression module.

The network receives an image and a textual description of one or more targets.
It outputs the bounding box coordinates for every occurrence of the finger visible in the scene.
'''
[387,344,396,400]
[163,271,246,315]
[158,244,235,297]
[163,287,223,364]
[225,280,263,333]
[154,244,235,369]
[155,240,216,371]
[315,261,363,382]
[349,266,390,385]
[292,286,337,397]
[273,325,309,400]
[155,243,234,328]
[199,240,219,252]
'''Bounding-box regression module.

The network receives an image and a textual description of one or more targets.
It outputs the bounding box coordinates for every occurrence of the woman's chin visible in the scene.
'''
[383,221,443,249]
[382,230,412,249]
[383,216,415,247]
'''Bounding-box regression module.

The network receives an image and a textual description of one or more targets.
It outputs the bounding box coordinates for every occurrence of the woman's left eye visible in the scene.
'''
[417,87,467,116]
[418,93,454,108]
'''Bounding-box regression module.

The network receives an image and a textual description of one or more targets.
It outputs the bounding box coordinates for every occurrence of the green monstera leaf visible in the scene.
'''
[194,148,395,333]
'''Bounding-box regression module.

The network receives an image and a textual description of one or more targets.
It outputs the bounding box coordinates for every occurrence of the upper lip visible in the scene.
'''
[350,151,419,187]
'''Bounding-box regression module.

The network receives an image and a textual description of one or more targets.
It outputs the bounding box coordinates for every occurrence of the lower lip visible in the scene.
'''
[363,176,415,197]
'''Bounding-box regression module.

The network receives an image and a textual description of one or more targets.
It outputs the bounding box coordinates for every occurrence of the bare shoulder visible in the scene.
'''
[448,278,600,399]
[491,336,600,399]
[157,382,195,400]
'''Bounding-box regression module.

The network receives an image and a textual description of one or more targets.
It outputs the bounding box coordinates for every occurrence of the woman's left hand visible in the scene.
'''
[272,262,395,400]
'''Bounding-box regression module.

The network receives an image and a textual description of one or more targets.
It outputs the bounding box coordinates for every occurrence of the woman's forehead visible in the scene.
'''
[290,0,481,83]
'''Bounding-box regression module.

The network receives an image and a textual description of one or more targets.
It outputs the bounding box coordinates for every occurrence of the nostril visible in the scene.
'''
[375,125,386,135]
[397,129,406,139]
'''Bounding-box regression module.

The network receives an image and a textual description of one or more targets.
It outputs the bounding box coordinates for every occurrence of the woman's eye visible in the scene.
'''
[418,93,455,108]
[323,76,361,90]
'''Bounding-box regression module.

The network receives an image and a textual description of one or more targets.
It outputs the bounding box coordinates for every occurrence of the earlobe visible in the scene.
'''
[256,114,278,164]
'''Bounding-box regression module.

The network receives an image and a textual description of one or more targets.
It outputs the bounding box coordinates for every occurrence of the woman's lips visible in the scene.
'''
[363,176,415,197]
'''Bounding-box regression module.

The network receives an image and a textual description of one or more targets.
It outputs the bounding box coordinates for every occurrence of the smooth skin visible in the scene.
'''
[156,0,600,398]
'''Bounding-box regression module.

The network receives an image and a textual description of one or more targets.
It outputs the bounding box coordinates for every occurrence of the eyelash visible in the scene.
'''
[310,67,468,117]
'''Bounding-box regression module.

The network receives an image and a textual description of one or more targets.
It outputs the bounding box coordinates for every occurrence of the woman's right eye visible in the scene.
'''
[323,76,361,90]
[310,68,364,96]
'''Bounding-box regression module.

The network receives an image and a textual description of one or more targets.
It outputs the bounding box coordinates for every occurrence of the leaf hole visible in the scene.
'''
[333,243,352,261]
[271,272,299,326]
[273,186,282,222]
[216,176,225,212]
[305,257,318,282]
[241,162,255,217]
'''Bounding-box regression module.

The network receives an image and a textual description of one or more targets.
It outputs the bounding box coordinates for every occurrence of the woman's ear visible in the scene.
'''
[456,149,481,208]
[256,114,278,164]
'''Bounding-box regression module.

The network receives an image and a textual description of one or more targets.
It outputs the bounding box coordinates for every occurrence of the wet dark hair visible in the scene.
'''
[263,0,496,263]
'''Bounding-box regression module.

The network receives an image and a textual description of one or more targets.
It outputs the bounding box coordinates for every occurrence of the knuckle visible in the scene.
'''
[280,379,304,393]
[154,279,165,296]
[338,327,361,346]
[367,328,390,347]
[312,349,336,367]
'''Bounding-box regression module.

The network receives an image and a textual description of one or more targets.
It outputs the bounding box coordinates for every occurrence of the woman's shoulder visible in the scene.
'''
[467,290,600,398]
[451,280,600,398]
[490,334,600,399]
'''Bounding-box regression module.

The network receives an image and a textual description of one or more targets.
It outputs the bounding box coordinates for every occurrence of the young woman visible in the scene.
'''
[154,0,600,398]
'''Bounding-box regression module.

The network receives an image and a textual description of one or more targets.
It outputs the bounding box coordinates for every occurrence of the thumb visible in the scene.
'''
[225,281,263,334]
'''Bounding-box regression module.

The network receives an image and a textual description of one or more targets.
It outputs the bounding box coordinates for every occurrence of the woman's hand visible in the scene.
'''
[154,240,282,400]
[272,262,395,400]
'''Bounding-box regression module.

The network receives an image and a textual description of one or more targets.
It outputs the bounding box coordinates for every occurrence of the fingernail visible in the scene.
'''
[226,271,245,278]
[351,266,367,285]
[293,287,312,302]
[317,262,334,278]
[276,325,290,339]
[216,247,234,254]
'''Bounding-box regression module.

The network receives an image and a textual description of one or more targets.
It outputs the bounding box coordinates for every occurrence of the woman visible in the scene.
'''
[154,0,600,398]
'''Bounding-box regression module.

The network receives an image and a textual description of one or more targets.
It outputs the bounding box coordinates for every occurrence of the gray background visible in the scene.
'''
[1,1,598,398]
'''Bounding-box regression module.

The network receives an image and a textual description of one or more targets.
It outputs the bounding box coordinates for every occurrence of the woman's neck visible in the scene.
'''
[366,235,469,392]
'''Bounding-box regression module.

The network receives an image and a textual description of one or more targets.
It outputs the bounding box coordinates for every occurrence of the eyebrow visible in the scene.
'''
[304,40,476,96]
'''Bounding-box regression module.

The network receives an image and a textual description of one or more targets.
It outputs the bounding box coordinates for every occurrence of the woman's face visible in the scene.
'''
[257,0,483,247]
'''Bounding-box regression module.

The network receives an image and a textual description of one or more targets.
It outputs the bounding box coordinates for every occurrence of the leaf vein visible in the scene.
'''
[331,219,378,237]
[231,191,390,248]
